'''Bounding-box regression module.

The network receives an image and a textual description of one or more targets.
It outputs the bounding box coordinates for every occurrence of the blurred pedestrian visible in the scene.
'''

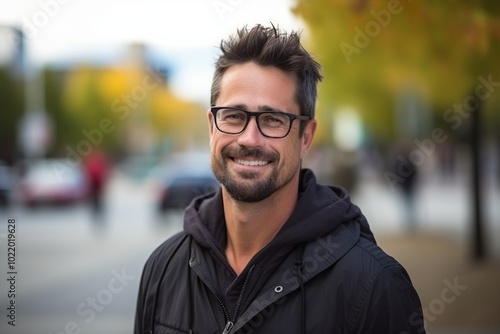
[135,24,425,333]
[390,140,419,232]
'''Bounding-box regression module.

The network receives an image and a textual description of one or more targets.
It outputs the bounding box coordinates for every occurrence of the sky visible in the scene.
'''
[0,0,306,103]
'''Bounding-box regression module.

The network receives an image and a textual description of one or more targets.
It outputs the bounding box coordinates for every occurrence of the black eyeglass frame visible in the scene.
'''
[210,106,311,139]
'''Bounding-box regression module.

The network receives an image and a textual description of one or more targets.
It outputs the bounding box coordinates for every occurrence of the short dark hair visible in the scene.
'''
[210,24,322,133]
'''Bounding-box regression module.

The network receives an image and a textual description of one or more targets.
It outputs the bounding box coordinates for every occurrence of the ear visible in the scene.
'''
[207,109,215,136]
[300,119,317,159]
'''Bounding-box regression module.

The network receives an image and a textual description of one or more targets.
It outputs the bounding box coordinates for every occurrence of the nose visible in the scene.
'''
[236,116,265,147]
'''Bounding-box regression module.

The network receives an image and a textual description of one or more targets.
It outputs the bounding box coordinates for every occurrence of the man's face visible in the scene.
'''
[208,62,316,203]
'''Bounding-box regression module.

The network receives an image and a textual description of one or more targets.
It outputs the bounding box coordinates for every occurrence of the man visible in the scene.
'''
[135,24,425,333]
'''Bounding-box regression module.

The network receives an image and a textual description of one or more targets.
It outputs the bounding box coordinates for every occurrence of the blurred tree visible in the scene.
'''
[44,67,78,155]
[293,0,500,143]
[0,66,24,165]
[62,66,117,149]
[293,0,500,261]
[149,88,207,149]
[56,64,205,156]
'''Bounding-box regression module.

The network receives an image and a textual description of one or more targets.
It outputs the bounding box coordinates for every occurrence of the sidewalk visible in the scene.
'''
[378,232,500,334]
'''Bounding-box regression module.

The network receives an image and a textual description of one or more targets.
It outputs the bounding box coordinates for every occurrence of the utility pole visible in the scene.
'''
[471,91,485,261]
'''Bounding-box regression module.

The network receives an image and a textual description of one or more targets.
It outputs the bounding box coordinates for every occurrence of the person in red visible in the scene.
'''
[83,149,109,218]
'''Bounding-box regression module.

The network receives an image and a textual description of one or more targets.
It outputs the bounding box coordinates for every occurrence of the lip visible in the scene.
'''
[229,157,273,171]
[221,146,276,171]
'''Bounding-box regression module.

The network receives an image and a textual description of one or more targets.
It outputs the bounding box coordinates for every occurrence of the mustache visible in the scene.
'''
[221,146,277,161]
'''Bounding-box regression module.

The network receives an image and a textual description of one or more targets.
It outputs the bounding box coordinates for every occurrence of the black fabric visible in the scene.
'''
[135,168,425,334]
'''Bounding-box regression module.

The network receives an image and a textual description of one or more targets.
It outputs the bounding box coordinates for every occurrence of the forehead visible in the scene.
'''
[217,62,299,113]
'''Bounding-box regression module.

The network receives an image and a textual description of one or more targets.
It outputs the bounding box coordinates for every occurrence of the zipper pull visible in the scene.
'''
[221,321,234,334]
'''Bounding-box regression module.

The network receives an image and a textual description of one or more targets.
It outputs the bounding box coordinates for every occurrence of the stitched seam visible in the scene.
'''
[347,240,399,332]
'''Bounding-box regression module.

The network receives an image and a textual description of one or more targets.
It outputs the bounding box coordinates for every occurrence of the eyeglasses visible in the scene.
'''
[210,106,311,139]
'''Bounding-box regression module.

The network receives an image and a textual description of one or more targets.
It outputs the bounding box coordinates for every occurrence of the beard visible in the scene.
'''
[211,146,286,203]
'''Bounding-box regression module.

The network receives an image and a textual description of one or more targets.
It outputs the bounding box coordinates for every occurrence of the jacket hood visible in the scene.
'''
[183,168,375,263]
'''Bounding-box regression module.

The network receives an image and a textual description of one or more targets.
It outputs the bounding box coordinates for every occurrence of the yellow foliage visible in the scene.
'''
[60,64,205,150]
[293,0,500,141]
[97,68,135,103]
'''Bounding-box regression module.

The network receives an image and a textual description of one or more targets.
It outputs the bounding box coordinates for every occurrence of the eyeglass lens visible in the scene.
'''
[216,108,291,137]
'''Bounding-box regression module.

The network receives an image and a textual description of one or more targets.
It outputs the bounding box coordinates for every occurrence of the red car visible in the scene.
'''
[19,159,88,206]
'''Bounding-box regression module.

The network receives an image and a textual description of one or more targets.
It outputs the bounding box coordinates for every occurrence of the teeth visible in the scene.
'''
[235,159,268,166]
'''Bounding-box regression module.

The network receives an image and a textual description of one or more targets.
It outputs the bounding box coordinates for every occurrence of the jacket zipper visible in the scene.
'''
[232,265,254,321]
[191,235,255,334]
[224,265,255,334]
[196,225,239,334]
[190,258,233,333]
[221,321,234,334]
[206,265,255,334]
[206,285,232,333]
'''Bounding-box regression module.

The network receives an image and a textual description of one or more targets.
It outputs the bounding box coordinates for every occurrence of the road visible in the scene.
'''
[0,172,184,334]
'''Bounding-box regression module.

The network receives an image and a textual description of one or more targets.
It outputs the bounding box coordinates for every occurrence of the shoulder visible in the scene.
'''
[135,232,191,333]
[141,232,189,282]
[337,236,415,297]
[150,231,188,259]
[354,236,404,273]
[338,237,424,332]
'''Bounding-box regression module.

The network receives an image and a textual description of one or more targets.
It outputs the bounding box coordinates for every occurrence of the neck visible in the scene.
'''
[223,177,299,275]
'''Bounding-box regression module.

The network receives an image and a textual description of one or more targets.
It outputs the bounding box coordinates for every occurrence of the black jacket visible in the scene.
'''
[135,169,425,333]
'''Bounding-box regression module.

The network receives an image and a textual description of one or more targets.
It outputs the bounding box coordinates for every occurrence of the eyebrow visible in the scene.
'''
[228,104,286,113]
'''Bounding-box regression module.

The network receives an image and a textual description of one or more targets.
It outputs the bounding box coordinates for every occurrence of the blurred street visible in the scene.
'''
[1,2,500,334]
[0,169,184,334]
[0,166,499,334]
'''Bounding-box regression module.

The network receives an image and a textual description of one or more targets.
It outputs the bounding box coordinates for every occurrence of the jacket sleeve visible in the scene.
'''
[134,232,187,334]
[356,265,426,334]
[134,251,156,334]
[134,268,145,334]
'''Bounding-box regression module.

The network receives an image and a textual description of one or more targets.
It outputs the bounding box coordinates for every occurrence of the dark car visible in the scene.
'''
[159,174,219,212]
[156,152,219,212]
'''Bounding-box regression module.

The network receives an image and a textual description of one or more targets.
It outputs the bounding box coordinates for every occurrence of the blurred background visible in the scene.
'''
[0,0,499,333]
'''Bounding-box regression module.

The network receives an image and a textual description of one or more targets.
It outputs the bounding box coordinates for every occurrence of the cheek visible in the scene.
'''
[278,140,302,165]
[210,134,230,155]
[210,134,217,148]
[209,130,221,147]
[210,138,220,157]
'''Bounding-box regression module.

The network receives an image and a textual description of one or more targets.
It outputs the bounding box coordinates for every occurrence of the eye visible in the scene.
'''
[220,109,246,122]
[261,113,287,127]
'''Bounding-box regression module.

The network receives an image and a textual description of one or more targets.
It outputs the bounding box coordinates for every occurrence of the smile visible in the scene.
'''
[234,159,270,166]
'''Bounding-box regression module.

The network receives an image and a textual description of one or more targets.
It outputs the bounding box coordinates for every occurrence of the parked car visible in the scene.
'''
[18,159,88,206]
[0,164,12,207]
[159,174,219,211]
[156,152,219,212]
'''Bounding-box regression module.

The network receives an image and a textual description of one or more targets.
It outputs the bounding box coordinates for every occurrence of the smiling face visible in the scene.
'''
[208,62,316,203]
